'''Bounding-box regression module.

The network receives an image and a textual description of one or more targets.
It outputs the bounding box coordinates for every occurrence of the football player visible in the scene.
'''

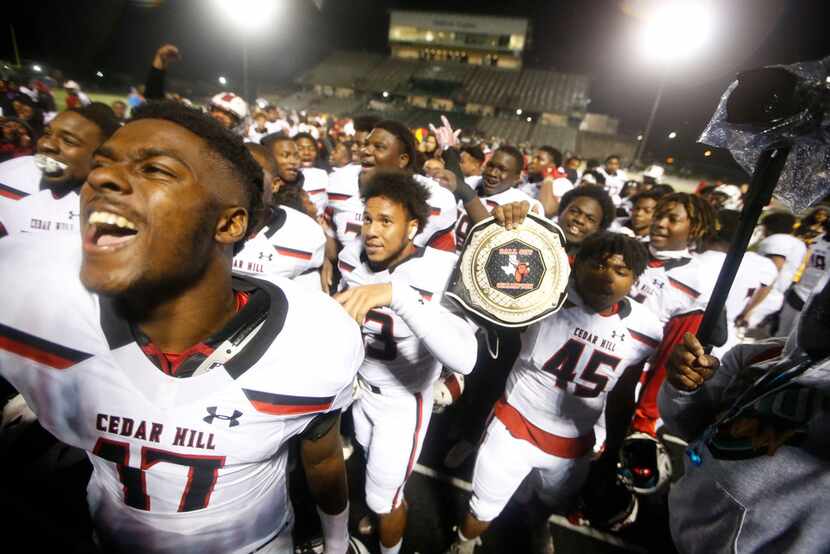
[555,185,617,259]
[262,133,327,218]
[627,192,719,437]
[335,169,479,554]
[0,103,120,237]
[295,132,329,216]
[233,143,326,291]
[520,145,573,217]
[454,145,543,252]
[0,101,364,553]
[447,232,662,554]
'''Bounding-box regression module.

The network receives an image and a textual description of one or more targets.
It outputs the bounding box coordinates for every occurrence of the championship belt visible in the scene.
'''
[445,213,570,328]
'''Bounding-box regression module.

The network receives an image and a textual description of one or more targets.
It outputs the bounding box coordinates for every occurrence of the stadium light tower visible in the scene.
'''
[212,0,282,100]
[633,1,714,166]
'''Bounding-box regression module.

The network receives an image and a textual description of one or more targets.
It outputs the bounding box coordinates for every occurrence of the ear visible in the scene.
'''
[407,219,418,241]
[271,177,282,194]
[215,206,249,246]
[398,152,410,169]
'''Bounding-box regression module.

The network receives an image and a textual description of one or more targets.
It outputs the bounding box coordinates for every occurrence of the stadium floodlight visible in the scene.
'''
[637,134,644,141]
[382,91,390,98]
[218,76,228,86]
[516,108,523,116]
[526,116,532,123]
[668,131,677,139]
[96,71,104,78]
[32,64,42,73]
[639,1,714,63]
[213,0,281,32]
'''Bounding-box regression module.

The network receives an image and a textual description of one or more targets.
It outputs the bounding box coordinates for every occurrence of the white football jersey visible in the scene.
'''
[455,182,544,252]
[300,167,329,217]
[595,167,627,206]
[326,165,457,251]
[338,241,458,393]
[517,177,573,202]
[0,155,41,205]
[0,187,80,236]
[233,206,325,287]
[0,234,363,554]
[629,253,710,324]
[792,233,830,301]
[505,286,662,439]
[757,233,808,294]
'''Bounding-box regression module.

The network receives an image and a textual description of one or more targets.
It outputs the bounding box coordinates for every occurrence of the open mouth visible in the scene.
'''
[33,154,68,177]
[84,210,139,251]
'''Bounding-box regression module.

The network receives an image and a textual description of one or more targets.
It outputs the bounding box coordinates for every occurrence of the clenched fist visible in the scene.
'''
[667,332,720,392]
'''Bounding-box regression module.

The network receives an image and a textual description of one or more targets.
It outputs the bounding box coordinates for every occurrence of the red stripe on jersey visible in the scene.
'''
[338,260,355,272]
[328,192,351,201]
[444,374,462,400]
[426,225,456,252]
[243,389,335,415]
[494,397,594,458]
[274,245,313,260]
[0,323,93,369]
[410,286,433,301]
[627,328,660,348]
[430,207,441,216]
[392,392,424,509]
[667,276,701,298]
[306,188,326,195]
[0,183,29,200]
[485,200,499,210]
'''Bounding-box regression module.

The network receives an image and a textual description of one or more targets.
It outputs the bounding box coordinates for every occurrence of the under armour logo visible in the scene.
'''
[652,279,665,289]
[68,210,80,220]
[611,331,625,342]
[203,407,242,427]
[259,252,274,261]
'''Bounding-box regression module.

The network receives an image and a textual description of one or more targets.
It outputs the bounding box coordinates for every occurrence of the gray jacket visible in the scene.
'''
[659,334,830,554]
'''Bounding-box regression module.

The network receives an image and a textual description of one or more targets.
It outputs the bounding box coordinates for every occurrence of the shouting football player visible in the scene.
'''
[335,169,479,554]
[0,103,120,237]
[0,101,365,553]
[447,232,662,554]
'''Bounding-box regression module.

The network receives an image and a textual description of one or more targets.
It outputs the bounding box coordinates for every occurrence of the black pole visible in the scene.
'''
[697,144,791,345]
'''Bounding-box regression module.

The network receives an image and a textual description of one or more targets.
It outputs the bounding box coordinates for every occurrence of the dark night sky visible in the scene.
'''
[5,0,830,169]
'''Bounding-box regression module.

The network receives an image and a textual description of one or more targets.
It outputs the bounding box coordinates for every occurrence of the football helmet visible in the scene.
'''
[618,432,673,495]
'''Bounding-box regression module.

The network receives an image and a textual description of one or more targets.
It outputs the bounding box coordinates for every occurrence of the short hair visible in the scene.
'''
[273,184,308,214]
[558,185,616,229]
[605,154,621,163]
[538,145,563,167]
[493,145,525,174]
[130,101,264,249]
[111,100,126,108]
[353,114,382,133]
[655,192,717,250]
[293,131,316,144]
[630,190,666,206]
[762,211,797,235]
[360,169,430,232]
[715,209,741,243]
[460,144,485,162]
[244,143,278,176]
[373,119,417,170]
[575,231,649,278]
[70,102,120,140]
[651,183,675,196]
[260,132,294,149]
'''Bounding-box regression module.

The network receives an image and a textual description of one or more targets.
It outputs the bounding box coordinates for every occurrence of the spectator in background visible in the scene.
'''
[295,131,321,169]
[11,96,44,139]
[795,204,830,242]
[0,80,13,115]
[595,154,626,207]
[563,155,582,184]
[418,132,439,158]
[522,145,574,217]
[247,111,270,144]
[351,114,382,164]
[110,100,128,123]
[328,140,353,169]
[625,190,665,241]
[126,86,144,112]
[31,80,56,114]
[0,118,35,162]
[63,80,91,108]
[736,211,807,333]
[422,157,445,180]
[459,144,484,184]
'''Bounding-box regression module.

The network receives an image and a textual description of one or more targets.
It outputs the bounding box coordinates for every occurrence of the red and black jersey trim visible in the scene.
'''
[243,389,335,415]
[274,245,313,260]
[0,322,92,369]
[410,286,433,301]
[627,328,660,348]
[306,188,326,195]
[338,259,355,273]
[667,276,701,298]
[0,183,30,201]
[429,207,441,216]
[328,192,352,201]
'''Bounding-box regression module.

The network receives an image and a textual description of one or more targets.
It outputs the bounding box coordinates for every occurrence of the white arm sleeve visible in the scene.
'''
[390,279,478,375]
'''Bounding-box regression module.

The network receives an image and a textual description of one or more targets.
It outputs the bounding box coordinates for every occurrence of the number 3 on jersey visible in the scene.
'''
[364,309,397,360]
[542,338,621,398]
